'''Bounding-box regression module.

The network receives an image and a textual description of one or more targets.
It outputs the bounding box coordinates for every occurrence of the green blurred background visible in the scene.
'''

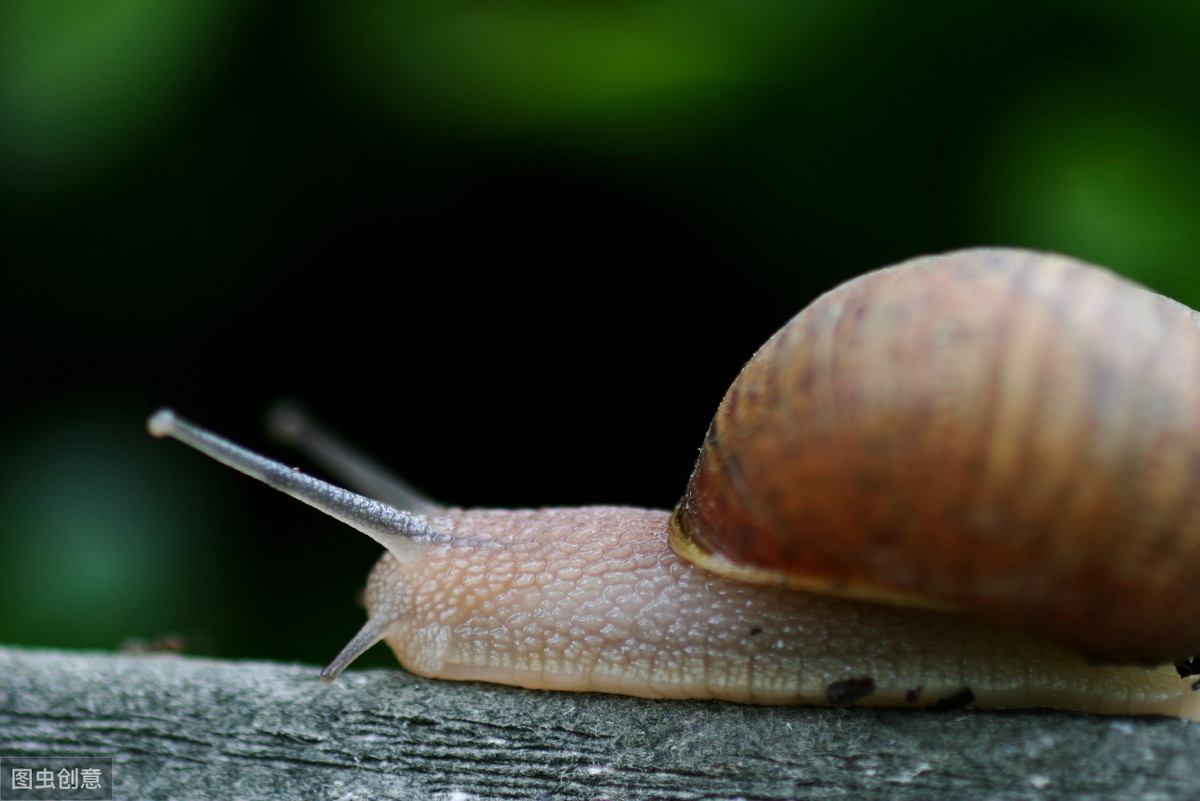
[3,1,1200,671]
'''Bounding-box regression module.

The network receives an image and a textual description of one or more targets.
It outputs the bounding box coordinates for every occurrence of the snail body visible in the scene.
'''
[148,247,1200,720]
[351,506,1196,715]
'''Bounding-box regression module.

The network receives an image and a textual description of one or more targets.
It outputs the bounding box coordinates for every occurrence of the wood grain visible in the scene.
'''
[1,646,1197,800]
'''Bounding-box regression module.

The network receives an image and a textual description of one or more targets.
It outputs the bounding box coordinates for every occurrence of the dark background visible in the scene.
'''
[4,1,1200,670]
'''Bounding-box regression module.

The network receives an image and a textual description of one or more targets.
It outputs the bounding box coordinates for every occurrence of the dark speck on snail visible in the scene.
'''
[826,678,877,706]
[931,688,976,711]
[1175,657,1200,678]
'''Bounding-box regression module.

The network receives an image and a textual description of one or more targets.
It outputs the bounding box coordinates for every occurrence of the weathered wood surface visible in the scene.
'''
[1,645,1198,800]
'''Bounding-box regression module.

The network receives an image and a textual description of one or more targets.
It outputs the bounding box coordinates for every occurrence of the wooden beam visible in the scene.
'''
[1,646,1196,799]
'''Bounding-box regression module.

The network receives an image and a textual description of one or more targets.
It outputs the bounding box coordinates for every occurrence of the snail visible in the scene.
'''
[149,247,1200,720]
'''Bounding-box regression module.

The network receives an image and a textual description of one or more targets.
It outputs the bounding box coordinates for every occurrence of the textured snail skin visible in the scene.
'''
[672,248,1200,665]
[363,506,1199,718]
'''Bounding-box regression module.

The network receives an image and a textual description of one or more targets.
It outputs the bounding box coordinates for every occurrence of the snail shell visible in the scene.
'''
[672,247,1200,664]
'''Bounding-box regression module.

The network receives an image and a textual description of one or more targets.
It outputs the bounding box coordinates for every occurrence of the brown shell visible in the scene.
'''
[670,247,1200,664]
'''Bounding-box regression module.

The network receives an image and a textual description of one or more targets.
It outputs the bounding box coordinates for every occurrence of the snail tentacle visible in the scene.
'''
[147,409,454,556]
[266,400,442,516]
[320,606,401,683]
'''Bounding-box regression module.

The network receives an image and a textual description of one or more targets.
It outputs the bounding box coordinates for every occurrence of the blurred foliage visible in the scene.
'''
[308,2,864,145]
[2,1,1200,669]
[0,0,241,194]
